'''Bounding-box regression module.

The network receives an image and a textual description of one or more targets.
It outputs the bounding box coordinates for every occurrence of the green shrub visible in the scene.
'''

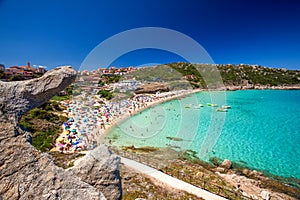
[209,157,221,166]
[97,89,113,100]
[51,95,70,101]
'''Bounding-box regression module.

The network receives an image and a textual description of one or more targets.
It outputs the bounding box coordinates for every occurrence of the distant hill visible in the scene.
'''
[126,62,300,89]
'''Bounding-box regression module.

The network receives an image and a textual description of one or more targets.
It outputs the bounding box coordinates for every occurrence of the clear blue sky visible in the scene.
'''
[0,0,300,70]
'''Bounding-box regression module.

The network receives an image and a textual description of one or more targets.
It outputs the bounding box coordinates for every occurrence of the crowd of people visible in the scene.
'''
[51,89,194,153]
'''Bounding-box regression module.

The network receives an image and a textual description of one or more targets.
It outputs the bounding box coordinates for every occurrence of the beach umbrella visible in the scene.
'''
[56,137,64,142]
[57,143,64,147]
[68,118,74,122]
[64,130,70,135]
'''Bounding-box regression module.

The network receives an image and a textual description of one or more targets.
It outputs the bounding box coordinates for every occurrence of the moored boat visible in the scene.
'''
[217,107,228,112]
[222,105,231,109]
[207,103,218,107]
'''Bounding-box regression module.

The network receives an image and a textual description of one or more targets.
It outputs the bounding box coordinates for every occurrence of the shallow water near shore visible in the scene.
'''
[106,90,300,181]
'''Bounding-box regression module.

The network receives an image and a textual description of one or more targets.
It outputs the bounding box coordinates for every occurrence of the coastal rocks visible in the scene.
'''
[0,124,106,200]
[215,167,226,173]
[70,145,122,200]
[0,67,121,199]
[242,169,251,176]
[220,159,232,169]
[260,190,270,200]
[0,66,77,124]
[135,83,169,94]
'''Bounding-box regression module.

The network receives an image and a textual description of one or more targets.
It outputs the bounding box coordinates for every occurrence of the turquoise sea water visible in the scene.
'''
[106,90,300,180]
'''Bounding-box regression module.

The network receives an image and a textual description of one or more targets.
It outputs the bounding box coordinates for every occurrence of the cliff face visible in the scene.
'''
[135,83,169,94]
[0,66,121,200]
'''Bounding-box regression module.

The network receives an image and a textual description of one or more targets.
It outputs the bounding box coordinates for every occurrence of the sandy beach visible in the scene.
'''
[52,88,202,153]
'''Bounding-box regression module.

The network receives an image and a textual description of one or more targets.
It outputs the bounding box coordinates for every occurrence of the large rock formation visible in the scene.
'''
[0,66,121,200]
[0,124,106,200]
[0,66,76,124]
[135,83,169,94]
[70,145,122,200]
[220,159,232,169]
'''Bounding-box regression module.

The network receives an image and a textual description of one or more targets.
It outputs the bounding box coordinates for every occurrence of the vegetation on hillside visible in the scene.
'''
[97,89,113,100]
[126,65,182,82]
[19,100,67,152]
[217,64,300,86]
[98,74,122,86]
[0,70,4,79]
[127,62,300,89]
[51,84,80,101]
[9,74,25,81]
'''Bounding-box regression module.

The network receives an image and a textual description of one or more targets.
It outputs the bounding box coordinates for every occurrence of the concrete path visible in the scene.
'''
[120,157,226,200]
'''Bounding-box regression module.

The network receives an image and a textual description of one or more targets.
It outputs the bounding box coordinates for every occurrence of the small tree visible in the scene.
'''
[0,70,4,79]
[97,89,113,100]
[10,75,25,81]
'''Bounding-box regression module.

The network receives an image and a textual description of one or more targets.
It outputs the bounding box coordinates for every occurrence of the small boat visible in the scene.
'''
[207,103,218,107]
[199,104,204,107]
[217,108,228,112]
[222,105,231,109]
[185,104,192,108]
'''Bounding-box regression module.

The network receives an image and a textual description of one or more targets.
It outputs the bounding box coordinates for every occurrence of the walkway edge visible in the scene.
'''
[120,157,227,200]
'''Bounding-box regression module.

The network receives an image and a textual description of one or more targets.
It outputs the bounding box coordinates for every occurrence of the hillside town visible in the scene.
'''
[0,62,46,81]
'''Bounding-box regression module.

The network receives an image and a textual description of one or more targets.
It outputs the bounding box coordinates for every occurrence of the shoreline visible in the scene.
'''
[219,84,300,91]
[96,88,202,144]
[100,86,300,144]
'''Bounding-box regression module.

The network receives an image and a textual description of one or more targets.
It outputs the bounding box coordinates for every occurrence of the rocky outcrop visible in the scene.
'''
[220,159,232,169]
[0,66,121,200]
[71,145,122,200]
[0,66,76,124]
[260,190,271,200]
[0,124,106,200]
[135,83,169,94]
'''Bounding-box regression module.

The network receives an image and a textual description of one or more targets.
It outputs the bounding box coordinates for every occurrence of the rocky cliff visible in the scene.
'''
[135,83,169,94]
[0,66,76,124]
[0,66,121,200]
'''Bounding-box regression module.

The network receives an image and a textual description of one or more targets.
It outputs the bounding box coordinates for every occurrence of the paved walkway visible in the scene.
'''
[120,157,226,200]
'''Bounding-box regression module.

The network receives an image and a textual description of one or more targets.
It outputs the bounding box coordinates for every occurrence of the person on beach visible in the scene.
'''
[100,119,105,129]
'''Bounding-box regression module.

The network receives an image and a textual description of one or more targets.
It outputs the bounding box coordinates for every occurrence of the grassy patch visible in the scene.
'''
[51,95,71,101]
[50,152,85,169]
[19,100,67,152]
[97,89,113,100]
